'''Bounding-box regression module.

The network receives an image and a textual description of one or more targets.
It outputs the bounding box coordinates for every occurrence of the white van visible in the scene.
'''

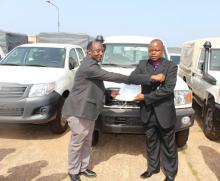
[93,36,195,147]
[0,43,85,133]
[179,38,220,140]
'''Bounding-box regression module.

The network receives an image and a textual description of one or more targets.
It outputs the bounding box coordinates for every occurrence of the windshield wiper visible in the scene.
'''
[128,64,138,66]
[24,64,47,67]
[102,63,137,68]
[102,63,122,67]
[0,63,21,66]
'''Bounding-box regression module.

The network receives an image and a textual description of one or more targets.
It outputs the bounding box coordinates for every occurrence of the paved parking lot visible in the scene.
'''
[0,107,220,181]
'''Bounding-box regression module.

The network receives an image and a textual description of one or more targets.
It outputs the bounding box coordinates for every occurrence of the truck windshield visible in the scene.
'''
[102,44,149,66]
[102,43,168,66]
[210,49,220,71]
[1,47,66,68]
[170,55,180,65]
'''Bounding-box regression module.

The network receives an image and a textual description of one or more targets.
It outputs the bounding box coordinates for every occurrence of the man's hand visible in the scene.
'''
[134,93,144,101]
[151,73,165,83]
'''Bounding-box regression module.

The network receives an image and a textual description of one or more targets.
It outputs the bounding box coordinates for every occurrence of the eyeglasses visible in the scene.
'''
[91,49,104,53]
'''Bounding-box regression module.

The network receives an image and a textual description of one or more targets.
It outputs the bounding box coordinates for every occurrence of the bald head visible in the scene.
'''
[150,39,164,46]
[148,39,164,62]
[87,41,104,62]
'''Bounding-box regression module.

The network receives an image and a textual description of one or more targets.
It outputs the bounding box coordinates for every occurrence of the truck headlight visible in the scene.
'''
[174,90,192,106]
[28,83,55,97]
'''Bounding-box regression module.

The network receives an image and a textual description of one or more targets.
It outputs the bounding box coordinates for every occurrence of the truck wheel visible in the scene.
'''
[203,100,218,140]
[49,97,68,134]
[92,130,99,147]
[175,128,189,148]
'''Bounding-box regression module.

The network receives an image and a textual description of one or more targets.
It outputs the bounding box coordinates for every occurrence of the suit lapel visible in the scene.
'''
[141,58,168,75]
[144,60,154,75]
[155,58,167,74]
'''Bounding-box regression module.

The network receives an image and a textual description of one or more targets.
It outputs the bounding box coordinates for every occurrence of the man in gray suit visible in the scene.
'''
[62,40,128,181]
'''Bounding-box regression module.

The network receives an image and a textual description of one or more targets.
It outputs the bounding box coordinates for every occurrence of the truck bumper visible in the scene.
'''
[96,107,195,134]
[0,92,61,124]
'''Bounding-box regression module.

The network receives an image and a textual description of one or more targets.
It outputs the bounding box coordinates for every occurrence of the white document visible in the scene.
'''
[115,84,141,101]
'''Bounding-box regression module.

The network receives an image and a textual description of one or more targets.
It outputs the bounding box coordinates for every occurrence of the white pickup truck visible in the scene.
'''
[93,36,195,147]
[179,38,220,140]
[0,43,85,134]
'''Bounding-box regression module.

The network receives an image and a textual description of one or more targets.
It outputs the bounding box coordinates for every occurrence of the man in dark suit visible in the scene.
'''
[62,40,128,181]
[128,39,178,181]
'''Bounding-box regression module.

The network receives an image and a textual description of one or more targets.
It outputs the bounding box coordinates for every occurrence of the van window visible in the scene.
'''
[198,48,220,71]
[210,49,220,71]
[69,49,79,68]
[181,45,194,67]
[76,48,85,61]
[198,49,205,71]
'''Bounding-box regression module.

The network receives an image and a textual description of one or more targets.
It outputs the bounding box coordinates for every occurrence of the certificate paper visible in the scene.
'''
[115,84,141,101]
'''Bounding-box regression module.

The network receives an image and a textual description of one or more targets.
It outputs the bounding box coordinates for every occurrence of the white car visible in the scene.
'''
[0,43,85,133]
[93,36,194,147]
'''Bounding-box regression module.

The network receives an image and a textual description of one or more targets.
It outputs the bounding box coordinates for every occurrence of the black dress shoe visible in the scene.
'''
[68,173,81,181]
[164,176,175,181]
[140,170,160,179]
[80,169,97,178]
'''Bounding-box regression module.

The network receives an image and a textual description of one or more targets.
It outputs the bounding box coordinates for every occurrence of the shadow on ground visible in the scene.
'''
[0,123,69,140]
[199,146,220,181]
[0,148,16,162]
[0,160,67,181]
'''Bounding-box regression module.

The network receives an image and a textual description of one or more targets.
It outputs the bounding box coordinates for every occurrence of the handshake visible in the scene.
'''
[150,73,165,83]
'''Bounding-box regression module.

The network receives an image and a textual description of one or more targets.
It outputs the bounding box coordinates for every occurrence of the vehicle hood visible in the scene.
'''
[102,66,189,90]
[102,66,133,88]
[0,66,66,84]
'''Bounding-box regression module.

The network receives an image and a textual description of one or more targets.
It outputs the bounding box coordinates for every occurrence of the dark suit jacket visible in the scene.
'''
[62,57,128,121]
[128,58,178,129]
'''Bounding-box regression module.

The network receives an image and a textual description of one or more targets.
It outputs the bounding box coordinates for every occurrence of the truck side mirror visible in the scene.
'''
[69,57,78,69]
[202,41,216,85]
[203,73,216,85]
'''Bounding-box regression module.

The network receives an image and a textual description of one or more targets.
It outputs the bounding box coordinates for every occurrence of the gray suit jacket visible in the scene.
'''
[128,58,178,129]
[62,57,128,121]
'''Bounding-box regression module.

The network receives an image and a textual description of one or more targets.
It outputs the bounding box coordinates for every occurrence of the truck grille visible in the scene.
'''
[0,107,24,116]
[105,100,140,109]
[0,85,27,99]
[105,117,143,126]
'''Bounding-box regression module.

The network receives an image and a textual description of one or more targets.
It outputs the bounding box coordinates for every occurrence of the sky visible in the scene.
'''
[0,0,220,47]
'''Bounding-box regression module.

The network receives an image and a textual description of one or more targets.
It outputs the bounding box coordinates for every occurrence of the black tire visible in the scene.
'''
[49,97,68,134]
[203,100,218,140]
[176,128,189,148]
[92,130,99,147]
